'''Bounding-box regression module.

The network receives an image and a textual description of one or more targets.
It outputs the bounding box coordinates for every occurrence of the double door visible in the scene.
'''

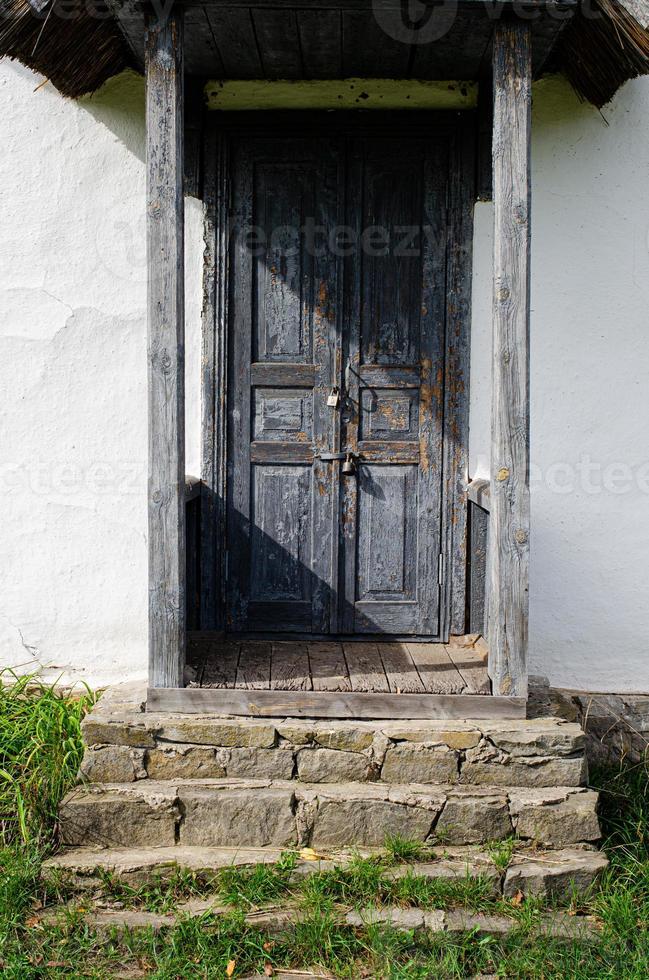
[226,129,450,636]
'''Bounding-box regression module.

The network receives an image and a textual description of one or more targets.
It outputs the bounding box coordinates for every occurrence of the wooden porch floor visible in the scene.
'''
[186,636,491,697]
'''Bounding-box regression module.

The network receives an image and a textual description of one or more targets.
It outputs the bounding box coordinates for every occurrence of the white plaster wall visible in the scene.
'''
[0,61,202,687]
[0,61,647,692]
[470,74,649,692]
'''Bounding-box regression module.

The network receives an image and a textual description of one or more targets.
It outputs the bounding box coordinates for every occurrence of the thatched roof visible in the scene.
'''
[559,0,649,106]
[0,0,647,107]
[0,0,131,98]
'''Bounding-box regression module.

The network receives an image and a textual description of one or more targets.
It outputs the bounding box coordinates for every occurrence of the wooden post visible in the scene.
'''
[489,20,532,699]
[145,6,185,689]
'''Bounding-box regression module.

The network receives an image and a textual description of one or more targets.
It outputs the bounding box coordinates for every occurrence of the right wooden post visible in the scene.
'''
[489,19,532,699]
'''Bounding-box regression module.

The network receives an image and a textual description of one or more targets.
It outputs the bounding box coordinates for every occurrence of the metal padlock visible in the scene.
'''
[327,386,340,408]
[342,452,356,475]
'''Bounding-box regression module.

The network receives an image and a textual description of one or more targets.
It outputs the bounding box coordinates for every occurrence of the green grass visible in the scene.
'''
[0,674,648,977]
[0,670,95,847]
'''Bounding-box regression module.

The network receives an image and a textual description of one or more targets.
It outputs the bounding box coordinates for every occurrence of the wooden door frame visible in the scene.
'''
[200,110,475,643]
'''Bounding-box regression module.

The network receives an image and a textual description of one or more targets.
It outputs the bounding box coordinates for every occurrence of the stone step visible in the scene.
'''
[80,697,589,789]
[42,842,608,901]
[58,778,601,850]
[35,895,602,944]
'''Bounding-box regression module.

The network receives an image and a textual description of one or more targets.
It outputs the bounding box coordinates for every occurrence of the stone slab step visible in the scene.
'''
[36,897,602,944]
[80,698,588,789]
[58,778,602,851]
[42,842,607,901]
[345,906,601,943]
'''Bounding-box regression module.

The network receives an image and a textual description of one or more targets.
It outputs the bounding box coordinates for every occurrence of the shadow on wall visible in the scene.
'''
[78,69,146,162]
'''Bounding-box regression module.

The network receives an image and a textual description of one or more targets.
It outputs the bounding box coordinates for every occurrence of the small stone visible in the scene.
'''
[277,724,315,746]
[179,785,296,847]
[436,730,482,751]
[538,913,601,942]
[435,791,512,844]
[152,719,277,748]
[82,716,156,749]
[219,747,295,779]
[146,745,225,780]
[384,857,500,893]
[312,799,436,847]
[444,910,513,936]
[59,786,179,848]
[509,789,601,847]
[297,748,369,782]
[313,727,374,753]
[460,754,586,788]
[80,745,146,783]
[504,848,608,899]
[346,906,426,930]
[488,724,585,757]
[381,743,459,784]
[448,634,480,649]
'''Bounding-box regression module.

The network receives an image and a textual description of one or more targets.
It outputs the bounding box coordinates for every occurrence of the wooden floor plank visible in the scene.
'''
[406,643,466,694]
[308,642,351,692]
[446,644,491,695]
[199,641,240,689]
[379,642,426,693]
[270,641,312,691]
[235,640,271,690]
[343,642,389,693]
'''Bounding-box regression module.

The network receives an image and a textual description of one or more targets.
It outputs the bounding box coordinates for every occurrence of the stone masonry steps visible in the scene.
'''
[58,778,601,850]
[53,682,604,871]
[42,843,609,902]
[80,683,589,790]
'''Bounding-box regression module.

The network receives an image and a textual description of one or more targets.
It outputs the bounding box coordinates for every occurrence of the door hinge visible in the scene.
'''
[438,553,444,587]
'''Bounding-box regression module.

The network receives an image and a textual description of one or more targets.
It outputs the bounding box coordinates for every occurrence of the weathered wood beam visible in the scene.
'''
[489,20,532,699]
[145,6,186,689]
[147,687,526,720]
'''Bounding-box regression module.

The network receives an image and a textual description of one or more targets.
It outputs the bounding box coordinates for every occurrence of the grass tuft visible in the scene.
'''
[384,833,431,864]
[0,670,95,847]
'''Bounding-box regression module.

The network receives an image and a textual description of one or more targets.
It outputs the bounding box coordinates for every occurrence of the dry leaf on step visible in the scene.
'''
[226,960,236,977]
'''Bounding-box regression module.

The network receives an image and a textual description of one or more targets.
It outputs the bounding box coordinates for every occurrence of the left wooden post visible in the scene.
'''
[145,5,185,689]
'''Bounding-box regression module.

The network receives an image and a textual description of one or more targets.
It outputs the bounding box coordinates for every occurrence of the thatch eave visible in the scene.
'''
[0,1,647,107]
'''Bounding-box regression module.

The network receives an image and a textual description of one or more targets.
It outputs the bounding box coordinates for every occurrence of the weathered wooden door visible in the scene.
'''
[226,129,450,636]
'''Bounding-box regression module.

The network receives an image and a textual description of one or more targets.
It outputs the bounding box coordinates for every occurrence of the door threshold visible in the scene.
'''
[148,687,526,720]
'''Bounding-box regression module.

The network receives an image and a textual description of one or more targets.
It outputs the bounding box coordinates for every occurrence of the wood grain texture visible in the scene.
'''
[489,22,532,698]
[406,642,466,695]
[468,501,489,636]
[270,641,312,691]
[148,687,527,721]
[442,114,475,638]
[379,642,425,694]
[145,8,186,689]
[446,644,491,695]
[343,642,389,693]
[308,642,351,692]
[236,640,271,689]
[195,640,240,688]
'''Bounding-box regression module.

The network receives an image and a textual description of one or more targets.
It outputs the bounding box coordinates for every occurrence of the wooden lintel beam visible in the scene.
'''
[489,20,532,699]
[145,7,186,689]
